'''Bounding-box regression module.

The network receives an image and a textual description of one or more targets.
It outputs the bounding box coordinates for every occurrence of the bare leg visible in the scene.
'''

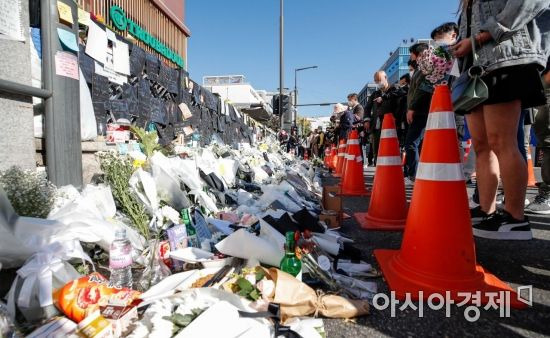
[483,100,526,220]
[466,108,499,214]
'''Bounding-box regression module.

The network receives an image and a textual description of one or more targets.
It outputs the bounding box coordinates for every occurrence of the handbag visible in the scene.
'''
[451,35,489,114]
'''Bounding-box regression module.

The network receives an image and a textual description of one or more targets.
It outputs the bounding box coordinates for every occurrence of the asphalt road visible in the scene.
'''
[323,167,550,338]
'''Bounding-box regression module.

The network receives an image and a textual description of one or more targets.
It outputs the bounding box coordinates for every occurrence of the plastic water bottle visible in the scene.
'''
[109,229,133,288]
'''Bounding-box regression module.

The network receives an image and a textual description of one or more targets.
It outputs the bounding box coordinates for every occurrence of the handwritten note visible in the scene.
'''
[0,0,24,41]
[85,20,107,63]
[78,8,90,26]
[106,28,116,42]
[57,28,78,52]
[55,51,79,80]
[178,102,192,120]
[57,1,73,25]
[112,40,130,75]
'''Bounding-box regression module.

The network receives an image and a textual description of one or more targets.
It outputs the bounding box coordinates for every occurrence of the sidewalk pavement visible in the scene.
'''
[323,167,550,338]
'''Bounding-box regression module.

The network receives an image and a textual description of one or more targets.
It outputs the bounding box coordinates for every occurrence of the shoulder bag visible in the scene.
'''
[451,35,489,114]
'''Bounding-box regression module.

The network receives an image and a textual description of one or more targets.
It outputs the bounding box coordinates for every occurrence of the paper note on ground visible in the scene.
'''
[85,20,107,63]
[112,40,130,75]
[179,103,193,119]
[57,28,78,52]
[78,8,90,26]
[0,0,24,41]
[183,126,194,136]
[57,1,73,24]
[55,51,79,80]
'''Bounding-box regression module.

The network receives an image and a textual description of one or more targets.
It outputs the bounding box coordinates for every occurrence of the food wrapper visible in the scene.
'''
[261,267,369,322]
[56,273,141,323]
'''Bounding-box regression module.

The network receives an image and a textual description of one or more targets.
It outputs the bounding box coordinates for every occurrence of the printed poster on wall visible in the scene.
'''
[0,0,24,41]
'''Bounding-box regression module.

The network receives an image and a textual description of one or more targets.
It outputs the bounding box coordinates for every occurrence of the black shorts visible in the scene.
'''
[481,63,546,109]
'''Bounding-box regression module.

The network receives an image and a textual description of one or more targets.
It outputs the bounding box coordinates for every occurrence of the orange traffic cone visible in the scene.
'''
[340,130,370,196]
[354,114,406,230]
[334,139,347,177]
[375,85,524,308]
[330,144,338,170]
[323,147,331,168]
[527,147,536,187]
[463,139,472,163]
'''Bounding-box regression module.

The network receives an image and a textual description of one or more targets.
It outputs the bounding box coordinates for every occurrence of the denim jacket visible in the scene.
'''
[458,0,550,72]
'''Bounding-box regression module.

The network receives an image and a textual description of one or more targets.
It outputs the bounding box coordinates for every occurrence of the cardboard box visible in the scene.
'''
[100,304,138,338]
[77,310,113,338]
[322,185,342,212]
[319,210,341,229]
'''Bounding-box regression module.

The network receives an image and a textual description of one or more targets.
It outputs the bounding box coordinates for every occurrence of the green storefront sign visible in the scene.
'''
[109,5,185,68]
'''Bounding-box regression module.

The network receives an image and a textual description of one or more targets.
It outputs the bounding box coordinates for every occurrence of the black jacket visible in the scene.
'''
[365,85,407,130]
[339,109,354,139]
[407,70,433,116]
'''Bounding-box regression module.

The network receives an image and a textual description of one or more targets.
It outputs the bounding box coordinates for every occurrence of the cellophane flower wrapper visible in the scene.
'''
[418,45,454,85]
[260,267,369,323]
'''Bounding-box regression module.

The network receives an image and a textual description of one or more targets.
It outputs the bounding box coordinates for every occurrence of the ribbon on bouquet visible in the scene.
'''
[6,240,93,317]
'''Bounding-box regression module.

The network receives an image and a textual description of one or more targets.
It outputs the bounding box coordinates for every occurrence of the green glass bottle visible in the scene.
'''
[280,231,302,280]
[180,208,199,248]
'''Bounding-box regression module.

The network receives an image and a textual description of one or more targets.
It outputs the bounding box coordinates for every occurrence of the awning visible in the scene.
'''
[239,103,273,122]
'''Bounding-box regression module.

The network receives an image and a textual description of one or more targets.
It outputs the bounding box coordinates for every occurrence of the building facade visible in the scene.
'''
[358,83,377,111]
[203,75,273,121]
[78,0,190,68]
[380,45,411,85]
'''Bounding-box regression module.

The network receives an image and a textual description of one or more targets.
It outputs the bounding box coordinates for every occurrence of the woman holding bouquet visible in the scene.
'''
[452,0,549,240]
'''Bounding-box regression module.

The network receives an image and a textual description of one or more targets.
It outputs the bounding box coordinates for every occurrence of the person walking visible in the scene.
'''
[404,43,433,185]
[452,0,549,240]
[317,127,326,158]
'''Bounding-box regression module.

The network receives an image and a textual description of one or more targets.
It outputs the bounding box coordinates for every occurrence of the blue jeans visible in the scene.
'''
[404,114,428,179]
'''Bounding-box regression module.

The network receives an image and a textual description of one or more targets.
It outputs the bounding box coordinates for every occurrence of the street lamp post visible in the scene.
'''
[294,66,318,130]
[279,0,284,131]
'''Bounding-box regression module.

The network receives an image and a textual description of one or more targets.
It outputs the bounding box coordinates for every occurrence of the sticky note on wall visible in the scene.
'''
[57,1,74,25]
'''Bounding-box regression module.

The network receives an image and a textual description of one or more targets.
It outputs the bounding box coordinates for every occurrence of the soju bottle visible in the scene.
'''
[181,208,199,248]
[280,231,302,280]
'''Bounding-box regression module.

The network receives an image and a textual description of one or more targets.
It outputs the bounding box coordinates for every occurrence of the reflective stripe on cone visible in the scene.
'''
[377,156,402,166]
[380,129,397,139]
[416,163,464,181]
[426,111,456,130]
[348,139,360,145]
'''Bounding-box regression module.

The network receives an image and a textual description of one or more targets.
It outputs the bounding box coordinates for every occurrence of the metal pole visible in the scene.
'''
[294,68,297,129]
[279,0,284,131]
[42,0,83,188]
[294,69,297,107]
[0,78,52,99]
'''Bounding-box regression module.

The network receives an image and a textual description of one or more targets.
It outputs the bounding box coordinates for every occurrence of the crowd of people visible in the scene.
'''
[316,0,550,242]
[278,127,329,159]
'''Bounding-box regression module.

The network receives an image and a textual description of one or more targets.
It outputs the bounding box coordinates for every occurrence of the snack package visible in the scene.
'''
[56,273,141,323]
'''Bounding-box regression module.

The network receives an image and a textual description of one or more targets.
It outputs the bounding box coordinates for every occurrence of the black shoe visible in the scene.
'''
[473,186,480,204]
[473,210,532,240]
[470,206,490,225]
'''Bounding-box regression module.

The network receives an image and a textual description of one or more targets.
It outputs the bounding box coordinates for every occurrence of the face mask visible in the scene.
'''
[409,71,414,78]
[348,101,354,107]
